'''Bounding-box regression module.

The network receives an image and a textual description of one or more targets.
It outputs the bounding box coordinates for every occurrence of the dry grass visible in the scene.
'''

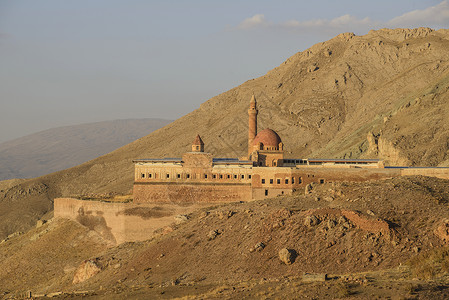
[408,247,449,279]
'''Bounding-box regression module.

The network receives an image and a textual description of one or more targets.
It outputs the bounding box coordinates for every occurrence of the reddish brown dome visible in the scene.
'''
[252,128,282,147]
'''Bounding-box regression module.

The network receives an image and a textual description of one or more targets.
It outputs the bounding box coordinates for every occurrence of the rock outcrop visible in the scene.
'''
[72,260,102,284]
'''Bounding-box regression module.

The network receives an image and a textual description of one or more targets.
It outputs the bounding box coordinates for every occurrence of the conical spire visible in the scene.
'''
[250,94,256,108]
[192,134,204,145]
[192,134,205,152]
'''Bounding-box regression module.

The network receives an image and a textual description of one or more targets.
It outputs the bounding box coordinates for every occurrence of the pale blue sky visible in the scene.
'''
[0,0,448,142]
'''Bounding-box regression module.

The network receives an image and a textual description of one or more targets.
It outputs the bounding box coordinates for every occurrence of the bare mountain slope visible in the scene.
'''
[1,28,449,239]
[0,118,171,181]
[3,176,449,298]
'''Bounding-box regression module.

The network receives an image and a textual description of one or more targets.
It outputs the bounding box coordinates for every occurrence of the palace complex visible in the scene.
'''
[54,95,449,243]
[133,95,397,203]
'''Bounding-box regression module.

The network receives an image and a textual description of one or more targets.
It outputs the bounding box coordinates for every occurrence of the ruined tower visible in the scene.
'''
[248,95,258,157]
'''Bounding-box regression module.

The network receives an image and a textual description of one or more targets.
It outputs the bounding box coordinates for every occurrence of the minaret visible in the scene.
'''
[248,94,258,157]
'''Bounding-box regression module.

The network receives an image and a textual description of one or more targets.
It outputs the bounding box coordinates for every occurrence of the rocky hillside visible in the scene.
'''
[0,118,171,181]
[1,27,449,239]
[2,176,449,298]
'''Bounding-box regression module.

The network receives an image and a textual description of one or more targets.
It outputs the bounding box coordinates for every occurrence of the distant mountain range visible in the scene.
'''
[0,118,171,181]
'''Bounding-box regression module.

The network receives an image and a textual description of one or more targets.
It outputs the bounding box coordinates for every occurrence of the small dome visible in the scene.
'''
[252,128,282,147]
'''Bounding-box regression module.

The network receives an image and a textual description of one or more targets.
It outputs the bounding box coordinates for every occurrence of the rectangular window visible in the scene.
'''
[270,179,273,184]
[277,179,281,184]
[149,173,152,178]
[291,177,294,184]
[166,174,170,179]
[213,174,217,179]
[141,173,145,178]
[227,174,230,179]
[320,179,325,184]
[262,179,265,184]
[219,174,223,179]
[177,174,181,179]
[234,174,237,179]
[265,189,268,196]
[204,174,208,179]
[298,177,302,184]
[186,174,190,179]
[248,175,252,179]
[285,179,289,184]
[241,175,245,179]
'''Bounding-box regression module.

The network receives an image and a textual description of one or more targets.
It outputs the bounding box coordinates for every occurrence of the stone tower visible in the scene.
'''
[192,134,204,152]
[248,95,258,157]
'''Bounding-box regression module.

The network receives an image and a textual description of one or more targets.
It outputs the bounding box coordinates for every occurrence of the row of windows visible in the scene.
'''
[283,159,308,164]
[260,177,325,185]
[283,159,373,165]
[261,177,302,185]
[140,173,251,180]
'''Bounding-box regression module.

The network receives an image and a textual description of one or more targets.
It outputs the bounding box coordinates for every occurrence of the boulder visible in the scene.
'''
[279,248,297,265]
[174,214,189,224]
[435,219,449,242]
[304,215,320,227]
[250,242,265,252]
[208,230,219,240]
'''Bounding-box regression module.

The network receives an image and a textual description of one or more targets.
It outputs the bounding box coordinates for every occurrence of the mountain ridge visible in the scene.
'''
[1,27,449,239]
[0,118,172,180]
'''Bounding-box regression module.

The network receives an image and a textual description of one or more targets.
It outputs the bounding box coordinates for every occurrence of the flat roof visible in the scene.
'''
[213,158,253,165]
[133,158,182,163]
[133,157,253,165]
[306,158,380,163]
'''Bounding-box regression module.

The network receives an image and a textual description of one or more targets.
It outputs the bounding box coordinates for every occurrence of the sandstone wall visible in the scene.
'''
[54,198,177,244]
[400,168,449,179]
[251,167,401,200]
[133,182,252,203]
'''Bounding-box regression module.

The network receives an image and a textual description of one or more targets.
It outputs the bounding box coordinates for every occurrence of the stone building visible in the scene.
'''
[133,95,392,203]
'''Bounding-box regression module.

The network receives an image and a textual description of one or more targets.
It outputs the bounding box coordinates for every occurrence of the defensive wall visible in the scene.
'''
[400,167,449,179]
[55,167,448,244]
[133,182,251,203]
[54,198,183,244]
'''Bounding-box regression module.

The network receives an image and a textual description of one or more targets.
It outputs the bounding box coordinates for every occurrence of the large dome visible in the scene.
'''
[252,128,282,147]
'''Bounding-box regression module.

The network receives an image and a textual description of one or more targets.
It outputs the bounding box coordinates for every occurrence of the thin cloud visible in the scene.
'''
[388,0,449,28]
[282,14,377,31]
[236,14,271,29]
[234,1,449,33]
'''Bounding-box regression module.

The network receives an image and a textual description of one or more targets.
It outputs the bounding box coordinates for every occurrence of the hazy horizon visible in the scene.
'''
[1,0,448,143]
[0,117,173,144]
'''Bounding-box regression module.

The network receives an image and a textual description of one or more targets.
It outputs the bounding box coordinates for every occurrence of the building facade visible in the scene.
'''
[133,95,398,203]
